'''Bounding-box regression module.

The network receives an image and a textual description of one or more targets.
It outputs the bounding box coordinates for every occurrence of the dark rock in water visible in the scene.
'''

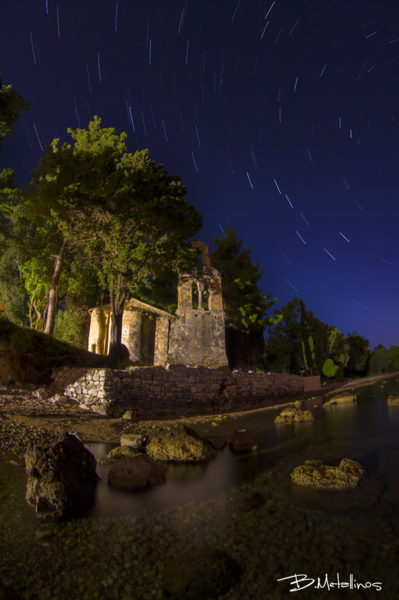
[25,433,98,519]
[132,424,217,463]
[163,549,242,600]
[206,438,227,451]
[229,430,258,452]
[291,458,365,490]
[108,454,167,490]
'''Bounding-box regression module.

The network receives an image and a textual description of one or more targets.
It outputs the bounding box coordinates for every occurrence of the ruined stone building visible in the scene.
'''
[87,240,229,368]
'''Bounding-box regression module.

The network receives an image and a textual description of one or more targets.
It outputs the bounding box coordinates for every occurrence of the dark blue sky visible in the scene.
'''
[1,0,398,350]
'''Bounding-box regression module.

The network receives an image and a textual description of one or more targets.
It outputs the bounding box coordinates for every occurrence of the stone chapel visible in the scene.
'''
[87,240,229,368]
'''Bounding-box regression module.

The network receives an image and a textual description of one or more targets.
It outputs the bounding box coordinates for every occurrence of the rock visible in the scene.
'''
[163,549,242,600]
[290,458,365,490]
[120,432,147,448]
[387,394,399,406]
[108,454,167,491]
[229,430,258,452]
[91,403,114,416]
[107,446,140,459]
[122,410,134,419]
[48,393,68,405]
[33,387,51,400]
[206,438,227,451]
[275,407,314,425]
[323,392,358,407]
[142,424,217,462]
[24,433,99,519]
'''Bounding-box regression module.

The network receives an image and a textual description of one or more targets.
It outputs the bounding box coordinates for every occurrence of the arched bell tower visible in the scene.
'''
[167,240,229,368]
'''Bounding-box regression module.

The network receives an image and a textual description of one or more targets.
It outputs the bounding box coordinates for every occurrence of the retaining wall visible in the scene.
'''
[50,365,321,418]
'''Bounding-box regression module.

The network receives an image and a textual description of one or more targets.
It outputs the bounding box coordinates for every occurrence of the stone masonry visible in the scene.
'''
[87,240,229,369]
[50,365,321,418]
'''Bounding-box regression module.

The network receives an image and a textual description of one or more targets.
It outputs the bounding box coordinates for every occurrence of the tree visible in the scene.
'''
[210,226,280,369]
[47,117,203,364]
[389,345,399,371]
[328,327,350,371]
[210,226,279,332]
[346,332,370,375]
[264,298,303,373]
[6,117,203,359]
[300,299,316,376]
[0,75,29,152]
[265,298,334,375]
[369,345,392,374]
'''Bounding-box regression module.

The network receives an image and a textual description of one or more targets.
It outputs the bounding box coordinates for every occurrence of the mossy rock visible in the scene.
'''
[323,392,358,407]
[275,407,314,425]
[387,394,399,406]
[291,458,365,490]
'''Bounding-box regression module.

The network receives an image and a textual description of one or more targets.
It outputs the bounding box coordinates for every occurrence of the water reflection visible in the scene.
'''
[85,378,399,518]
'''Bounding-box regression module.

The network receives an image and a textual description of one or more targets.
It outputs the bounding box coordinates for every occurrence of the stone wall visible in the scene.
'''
[50,365,321,419]
[303,376,321,392]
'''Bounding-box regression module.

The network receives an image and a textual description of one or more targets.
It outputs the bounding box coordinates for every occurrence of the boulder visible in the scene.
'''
[323,392,358,407]
[290,458,365,490]
[108,454,167,490]
[207,438,227,451]
[97,445,140,465]
[25,433,99,519]
[229,430,258,452]
[387,394,399,406]
[120,432,147,448]
[275,407,314,425]
[135,424,217,463]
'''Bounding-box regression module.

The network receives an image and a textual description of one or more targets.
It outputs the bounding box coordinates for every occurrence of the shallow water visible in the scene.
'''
[1,377,398,599]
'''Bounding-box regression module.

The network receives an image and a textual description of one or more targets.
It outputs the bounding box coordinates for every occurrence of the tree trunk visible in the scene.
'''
[44,241,67,335]
[103,283,128,367]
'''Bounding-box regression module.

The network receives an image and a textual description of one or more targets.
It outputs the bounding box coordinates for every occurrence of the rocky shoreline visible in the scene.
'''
[1,374,398,600]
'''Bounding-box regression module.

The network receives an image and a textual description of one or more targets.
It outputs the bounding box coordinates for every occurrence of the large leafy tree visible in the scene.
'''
[0,75,29,153]
[28,117,202,364]
[0,77,30,321]
[265,298,332,374]
[328,327,350,371]
[369,345,392,374]
[346,331,370,375]
[264,298,303,373]
[210,226,279,332]
[6,117,203,363]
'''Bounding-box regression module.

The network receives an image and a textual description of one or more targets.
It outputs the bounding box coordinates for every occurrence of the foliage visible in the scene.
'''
[328,327,350,370]
[322,358,341,379]
[264,298,303,373]
[300,299,316,375]
[369,345,392,374]
[53,309,83,345]
[210,226,279,332]
[346,331,370,375]
[0,75,30,152]
[389,345,399,371]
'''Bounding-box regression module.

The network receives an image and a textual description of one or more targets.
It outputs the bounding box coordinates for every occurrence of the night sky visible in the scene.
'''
[1,0,398,350]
